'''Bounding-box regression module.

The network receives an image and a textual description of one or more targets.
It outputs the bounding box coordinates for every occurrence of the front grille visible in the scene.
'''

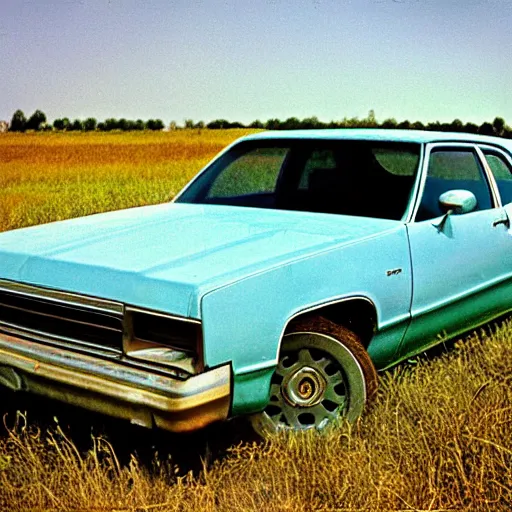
[0,282,124,355]
[0,280,203,375]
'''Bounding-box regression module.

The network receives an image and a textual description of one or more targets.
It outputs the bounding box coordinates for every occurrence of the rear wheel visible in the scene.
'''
[250,316,377,436]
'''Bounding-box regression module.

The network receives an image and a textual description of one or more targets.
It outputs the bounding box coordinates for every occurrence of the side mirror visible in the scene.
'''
[439,189,477,215]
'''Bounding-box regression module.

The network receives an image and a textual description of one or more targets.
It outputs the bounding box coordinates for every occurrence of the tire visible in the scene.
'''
[250,316,378,436]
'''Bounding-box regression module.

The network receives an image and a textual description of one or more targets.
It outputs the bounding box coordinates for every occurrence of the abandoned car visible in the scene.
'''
[0,129,511,435]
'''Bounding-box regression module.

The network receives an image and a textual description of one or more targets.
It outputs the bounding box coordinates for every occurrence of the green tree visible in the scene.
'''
[449,119,464,132]
[69,119,84,131]
[184,119,194,129]
[301,116,322,129]
[83,118,97,131]
[478,122,494,136]
[411,121,425,131]
[282,117,301,130]
[146,119,164,130]
[104,118,118,131]
[492,117,506,137]
[207,119,229,129]
[463,122,479,134]
[249,119,264,129]
[363,109,377,127]
[26,110,47,131]
[381,118,397,129]
[117,118,128,131]
[9,109,27,132]
[265,118,281,130]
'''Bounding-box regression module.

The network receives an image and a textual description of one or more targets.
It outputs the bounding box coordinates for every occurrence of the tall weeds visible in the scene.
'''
[1,320,510,511]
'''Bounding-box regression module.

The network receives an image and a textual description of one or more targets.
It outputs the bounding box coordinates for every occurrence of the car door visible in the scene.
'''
[398,142,512,360]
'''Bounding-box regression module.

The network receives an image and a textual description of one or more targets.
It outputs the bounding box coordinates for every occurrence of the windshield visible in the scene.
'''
[176,139,421,220]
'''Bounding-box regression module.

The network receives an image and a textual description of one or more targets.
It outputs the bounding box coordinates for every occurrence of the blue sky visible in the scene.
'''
[1,0,511,126]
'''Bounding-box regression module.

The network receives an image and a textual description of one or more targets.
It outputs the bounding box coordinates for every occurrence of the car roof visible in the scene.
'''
[242,128,512,152]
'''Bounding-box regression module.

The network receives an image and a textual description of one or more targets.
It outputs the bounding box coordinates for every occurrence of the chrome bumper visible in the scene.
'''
[0,332,231,433]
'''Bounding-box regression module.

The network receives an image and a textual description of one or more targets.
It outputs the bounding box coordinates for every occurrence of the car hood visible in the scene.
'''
[0,203,400,318]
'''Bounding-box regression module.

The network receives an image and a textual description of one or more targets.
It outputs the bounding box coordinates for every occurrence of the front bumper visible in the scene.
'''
[0,332,231,433]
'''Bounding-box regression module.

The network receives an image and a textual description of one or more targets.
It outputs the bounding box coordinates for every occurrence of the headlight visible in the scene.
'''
[123,307,203,376]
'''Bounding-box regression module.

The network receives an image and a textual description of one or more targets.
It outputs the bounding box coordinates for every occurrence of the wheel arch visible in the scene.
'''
[279,296,378,354]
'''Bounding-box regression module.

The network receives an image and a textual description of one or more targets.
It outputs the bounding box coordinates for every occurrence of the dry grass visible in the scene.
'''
[0,321,510,511]
[0,131,510,510]
[0,130,255,232]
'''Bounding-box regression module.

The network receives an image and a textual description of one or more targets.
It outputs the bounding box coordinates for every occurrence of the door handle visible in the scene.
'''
[493,216,510,228]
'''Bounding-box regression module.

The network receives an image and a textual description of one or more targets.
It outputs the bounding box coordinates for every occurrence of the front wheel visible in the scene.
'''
[250,316,377,436]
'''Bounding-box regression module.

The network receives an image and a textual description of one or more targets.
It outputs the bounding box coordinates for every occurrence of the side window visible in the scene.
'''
[207,148,287,199]
[416,149,492,221]
[482,150,512,205]
[372,148,419,177]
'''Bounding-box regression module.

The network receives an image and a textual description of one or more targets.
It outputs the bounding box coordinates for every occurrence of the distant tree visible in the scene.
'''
[146,119,164,131]
[53,118,65,131]
[227,121,245,128]
[381,118,397,129]
[104,118,118,131]
[463,122,479,134]
[411,121,425,131]
[124,120,137,131]
[264,118,281,130]
[281,117,301,130]
[301,116,322,129]
[492,117,506,137]
[397,120,411,130]
[249,119,264,129]
[426,121,441,131]
[97,122,106,131]
[194,120,205,129]
[69,119,84,131]
[117,118,129,131]
[134,119,145,131]
[184,119,195,129]
[449,119,464,132]
[9,109,27,132]
[340,116,360,128]
[206,119,229,129]
[83,117,97,131]
[363,109,377,127]
[478,122,494,136]
[25,109,47,131]
[169,120,178,130]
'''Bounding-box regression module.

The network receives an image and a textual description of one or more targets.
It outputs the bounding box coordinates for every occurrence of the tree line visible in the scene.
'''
[5,109,512,138]
[8,110,164,132]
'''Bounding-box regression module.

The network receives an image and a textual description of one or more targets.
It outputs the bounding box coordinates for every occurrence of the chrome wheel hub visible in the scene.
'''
[283,366,326,407]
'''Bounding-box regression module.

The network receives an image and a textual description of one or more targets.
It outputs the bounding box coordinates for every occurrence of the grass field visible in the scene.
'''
[0,131,511,511]
[0,130,255,232]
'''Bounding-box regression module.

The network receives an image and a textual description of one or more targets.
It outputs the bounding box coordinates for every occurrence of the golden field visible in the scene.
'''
[0,131,511,511]
[0,129,256,232]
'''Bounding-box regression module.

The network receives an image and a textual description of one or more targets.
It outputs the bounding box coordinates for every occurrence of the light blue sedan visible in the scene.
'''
[0,129,511,435]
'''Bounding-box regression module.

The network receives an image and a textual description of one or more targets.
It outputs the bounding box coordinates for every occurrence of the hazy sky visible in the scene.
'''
[1,0,511,126]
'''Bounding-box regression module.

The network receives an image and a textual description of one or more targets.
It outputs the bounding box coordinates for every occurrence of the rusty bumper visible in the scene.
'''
[0,332,231,433]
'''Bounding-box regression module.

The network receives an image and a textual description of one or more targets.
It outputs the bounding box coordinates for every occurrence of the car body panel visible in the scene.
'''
[0,202,400,318]
[201,225,412,414]
[400,208,512,358]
